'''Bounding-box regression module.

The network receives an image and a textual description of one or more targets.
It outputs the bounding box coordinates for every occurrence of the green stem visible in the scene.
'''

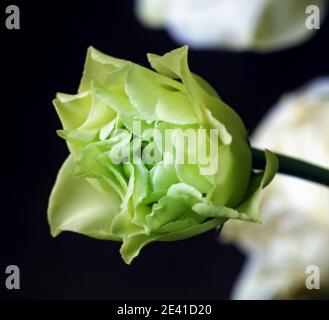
[252,148,329,187]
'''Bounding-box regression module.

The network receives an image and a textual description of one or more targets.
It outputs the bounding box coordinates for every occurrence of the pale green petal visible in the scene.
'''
[145,183,204,231]
[132,162,150,206]
[79,47,128,92]
[150,162,179,191]
[210,142,251,207]
[156,218,199,234]
[48,156,121,240]
[193,149,279,223]
[93,81,139,120]
[155,91,198,124]
[99,118,116,141]
[145,195,190,231]
[74,142,126,198]
[120,233,160,265]
[192,74,220,99]
[167,183,203,202]
[125,66,162,119]
[205,95,248,141]
[57,128,98,159]
[159,217,226,242]
[125,66,188,121]
[120,163,134,209]
[192,203,254,222]
[111,203,145,241]
[104,63,132,92]
[98,153,128,196]
[140,190,166,205]
[236,149,278,221]
[79,85,117,130]
[202,106,252,207]
[175,163,213,194]
[56,85,117,159]
[131,162,152,227]
[148,46,208,126]
[53,91,91,131]
[120,217,225,264]
[147,47,187,79]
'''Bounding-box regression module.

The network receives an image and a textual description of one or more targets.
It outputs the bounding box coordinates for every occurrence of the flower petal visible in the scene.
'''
[156,91,198,124]
[79,47,128,92]
[48,156,121,240]
[53,91,91,131]
[193,149,279,223]
[175,163,213,194]
[236,149,278,221]
[150,162,179,191]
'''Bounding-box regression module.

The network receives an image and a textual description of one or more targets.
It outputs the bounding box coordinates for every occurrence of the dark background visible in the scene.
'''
[1,0,328,299]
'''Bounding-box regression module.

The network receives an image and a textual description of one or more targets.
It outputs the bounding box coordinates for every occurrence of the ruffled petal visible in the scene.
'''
[193,150,279,222]
[48,156,121,240]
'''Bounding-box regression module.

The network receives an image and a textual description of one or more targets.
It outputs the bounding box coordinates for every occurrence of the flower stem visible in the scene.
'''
[251,148,329,187]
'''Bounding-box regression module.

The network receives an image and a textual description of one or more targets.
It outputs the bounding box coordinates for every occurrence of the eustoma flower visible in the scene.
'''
[136,0,327,52]
[48,46,278,264]
[222,78,329,299]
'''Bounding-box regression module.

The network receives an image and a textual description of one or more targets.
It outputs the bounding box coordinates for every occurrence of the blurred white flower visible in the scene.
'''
[222,78,329,299]
[135,0,326,52]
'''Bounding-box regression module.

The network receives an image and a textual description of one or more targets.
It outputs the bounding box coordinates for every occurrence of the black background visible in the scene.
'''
[1,0,329,299]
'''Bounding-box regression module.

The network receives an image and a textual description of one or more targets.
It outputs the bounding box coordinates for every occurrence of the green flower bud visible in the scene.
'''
[48,46,278,264]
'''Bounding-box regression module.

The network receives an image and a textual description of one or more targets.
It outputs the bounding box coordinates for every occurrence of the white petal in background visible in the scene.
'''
[136,0,327,52]
[222,78,329,299]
